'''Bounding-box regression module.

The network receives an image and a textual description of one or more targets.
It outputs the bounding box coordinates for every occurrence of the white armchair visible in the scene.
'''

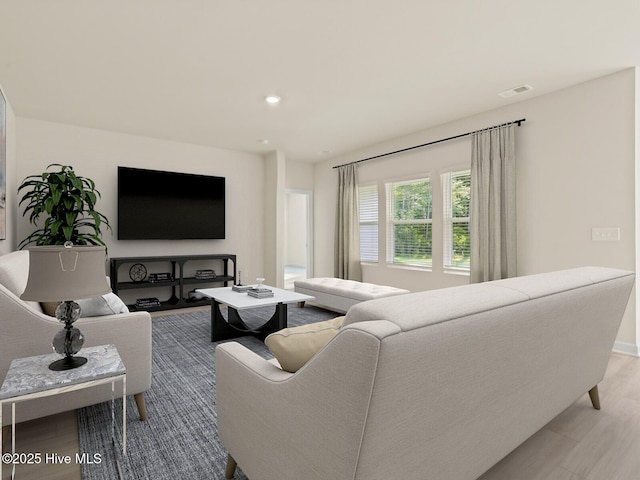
[0,250,152,431]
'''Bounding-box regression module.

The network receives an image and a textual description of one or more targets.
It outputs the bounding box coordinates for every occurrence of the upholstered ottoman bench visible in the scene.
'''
[294,277,410,313]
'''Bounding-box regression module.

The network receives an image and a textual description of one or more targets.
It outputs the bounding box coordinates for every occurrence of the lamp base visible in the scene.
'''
[48,355,88,371]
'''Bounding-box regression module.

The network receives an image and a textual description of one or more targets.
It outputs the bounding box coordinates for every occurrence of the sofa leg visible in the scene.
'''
[588,385,601,410]
[2,425,9,453]
[225,454,237,479]
[134,392,148,421]
[298,301,305,308]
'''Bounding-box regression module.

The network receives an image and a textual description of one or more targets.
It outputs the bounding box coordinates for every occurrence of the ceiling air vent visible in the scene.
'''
[498,84,533,98]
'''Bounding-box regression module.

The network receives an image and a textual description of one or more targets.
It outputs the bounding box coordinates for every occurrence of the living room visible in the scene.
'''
[1,1,640,479]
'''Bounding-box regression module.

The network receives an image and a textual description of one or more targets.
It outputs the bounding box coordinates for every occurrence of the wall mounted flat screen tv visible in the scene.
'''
[118,166,225,240]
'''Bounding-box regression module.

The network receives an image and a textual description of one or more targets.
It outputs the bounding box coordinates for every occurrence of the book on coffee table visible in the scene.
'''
[232,285,252,292]
[247,288,274,298]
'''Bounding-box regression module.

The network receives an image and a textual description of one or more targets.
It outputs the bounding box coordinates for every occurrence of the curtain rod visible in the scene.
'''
[333,118,526,169]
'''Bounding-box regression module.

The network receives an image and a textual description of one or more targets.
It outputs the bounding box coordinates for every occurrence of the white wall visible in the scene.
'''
[15,118,266,282]
[314,68,637,350]
[285,159,314,190]
[0,83,16,254]
[263,150,286,287]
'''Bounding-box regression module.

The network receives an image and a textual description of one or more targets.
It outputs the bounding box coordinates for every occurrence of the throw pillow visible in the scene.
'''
[41,301,61,317]
[265,316,344,373]
[41,293,129,317]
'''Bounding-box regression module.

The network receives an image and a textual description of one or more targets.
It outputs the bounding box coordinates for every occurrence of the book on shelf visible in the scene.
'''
[195,269,217,279]
[148,273,174,283]
[135,297,161,308]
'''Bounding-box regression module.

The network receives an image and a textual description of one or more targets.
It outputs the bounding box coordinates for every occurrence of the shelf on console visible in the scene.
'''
[110,254,236,312]
[116,280,181,290]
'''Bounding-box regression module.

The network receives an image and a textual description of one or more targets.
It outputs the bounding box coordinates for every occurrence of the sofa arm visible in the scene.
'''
[77,311,152,394]
[216,342,294,382]
[215,326,390,480]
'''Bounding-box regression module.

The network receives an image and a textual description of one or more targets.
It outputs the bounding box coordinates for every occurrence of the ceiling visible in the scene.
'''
[1,1,639,163]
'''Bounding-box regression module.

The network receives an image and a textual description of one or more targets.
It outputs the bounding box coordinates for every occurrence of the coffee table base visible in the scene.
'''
[211,300,287,342]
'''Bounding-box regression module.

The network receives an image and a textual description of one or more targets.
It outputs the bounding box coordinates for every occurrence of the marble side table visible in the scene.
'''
[0,344,126,480]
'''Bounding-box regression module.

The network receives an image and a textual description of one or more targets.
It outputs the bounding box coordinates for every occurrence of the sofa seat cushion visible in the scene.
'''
[265,316,345,373]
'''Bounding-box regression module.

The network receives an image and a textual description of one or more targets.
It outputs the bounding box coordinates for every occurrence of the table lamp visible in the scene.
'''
[20,244,111,371]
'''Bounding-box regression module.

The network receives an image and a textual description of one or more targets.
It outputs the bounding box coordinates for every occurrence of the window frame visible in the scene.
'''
[358,183,379,263]
[442,169,471,273]
[385,176,433,269]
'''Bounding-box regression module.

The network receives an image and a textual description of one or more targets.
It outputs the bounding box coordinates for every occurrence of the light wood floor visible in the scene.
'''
[3,352,640,480]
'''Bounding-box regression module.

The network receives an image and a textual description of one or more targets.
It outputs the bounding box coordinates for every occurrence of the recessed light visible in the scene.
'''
[265,95,281,105]
[258,139,269,144]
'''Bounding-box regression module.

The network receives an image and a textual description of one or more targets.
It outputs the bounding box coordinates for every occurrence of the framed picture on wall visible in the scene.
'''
[0,89,5,240]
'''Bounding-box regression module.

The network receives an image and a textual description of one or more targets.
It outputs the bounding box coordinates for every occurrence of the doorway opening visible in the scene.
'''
[284,190,313,290]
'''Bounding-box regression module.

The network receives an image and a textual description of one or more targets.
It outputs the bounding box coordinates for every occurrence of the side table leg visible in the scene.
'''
[12,402,16,480]
[111,381,115,449]
[123,376,126,456]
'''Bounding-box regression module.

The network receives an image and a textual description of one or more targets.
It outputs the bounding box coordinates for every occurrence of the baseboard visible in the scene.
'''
[613,341,640,357]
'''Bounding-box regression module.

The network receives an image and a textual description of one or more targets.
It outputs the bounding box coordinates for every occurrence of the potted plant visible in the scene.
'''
[18,164,112,249]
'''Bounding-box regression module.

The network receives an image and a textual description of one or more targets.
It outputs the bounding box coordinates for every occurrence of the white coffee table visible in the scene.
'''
[196,285,314,342]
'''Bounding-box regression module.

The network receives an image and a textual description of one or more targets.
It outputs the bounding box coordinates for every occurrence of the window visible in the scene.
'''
[386,178,432,267]
[442,170,471,270]
[358,184,378,262]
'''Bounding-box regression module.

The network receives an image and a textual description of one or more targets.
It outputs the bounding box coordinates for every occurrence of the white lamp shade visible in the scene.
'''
[20,245,111,302]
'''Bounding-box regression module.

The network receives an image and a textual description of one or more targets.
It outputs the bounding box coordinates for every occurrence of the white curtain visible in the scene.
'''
[335,164,362,281]
[470,125,516,283]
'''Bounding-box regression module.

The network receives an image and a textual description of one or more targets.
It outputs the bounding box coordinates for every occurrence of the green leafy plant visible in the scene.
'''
[18,164,112,249]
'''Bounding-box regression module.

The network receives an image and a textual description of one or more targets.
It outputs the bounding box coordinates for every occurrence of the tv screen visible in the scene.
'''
[118,166,225,240]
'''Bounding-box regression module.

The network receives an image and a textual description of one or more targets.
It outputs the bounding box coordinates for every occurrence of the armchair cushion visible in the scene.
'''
[265,316,344,372]
[42,293,129,317]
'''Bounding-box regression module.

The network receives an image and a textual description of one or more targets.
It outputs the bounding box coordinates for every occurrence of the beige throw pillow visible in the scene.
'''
[265,316,345,373]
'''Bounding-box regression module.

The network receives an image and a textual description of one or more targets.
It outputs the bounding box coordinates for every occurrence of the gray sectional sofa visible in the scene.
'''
[217,266,634,480]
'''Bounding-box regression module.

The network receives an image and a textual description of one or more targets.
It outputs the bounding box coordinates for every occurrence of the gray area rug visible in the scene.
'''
[77,304,337,480]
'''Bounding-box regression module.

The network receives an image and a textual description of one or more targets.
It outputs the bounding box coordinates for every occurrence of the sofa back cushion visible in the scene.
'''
[0,250,44,312]
[343,266,632,332]
[0,250,30,296]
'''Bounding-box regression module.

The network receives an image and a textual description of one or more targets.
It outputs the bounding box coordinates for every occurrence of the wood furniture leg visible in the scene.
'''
[134,392,148,421]
[588,385,601,410]
[298,301,306,308]
[225,454,237,479]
